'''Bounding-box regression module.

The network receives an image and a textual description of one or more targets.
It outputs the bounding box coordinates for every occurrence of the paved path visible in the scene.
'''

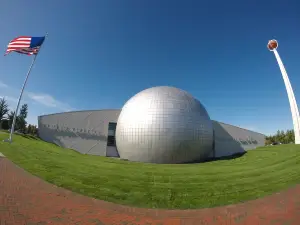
[1,157,300,225]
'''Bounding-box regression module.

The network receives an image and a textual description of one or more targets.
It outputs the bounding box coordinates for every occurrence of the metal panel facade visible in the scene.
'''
[38,110,120,155]
[38,109,265,159]
[211,121,265,158]
[116,86,214,164]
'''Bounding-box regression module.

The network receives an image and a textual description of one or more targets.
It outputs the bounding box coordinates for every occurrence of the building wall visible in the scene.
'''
[210,121,265,158]
[38,110,120,155]
[38,110,265,159]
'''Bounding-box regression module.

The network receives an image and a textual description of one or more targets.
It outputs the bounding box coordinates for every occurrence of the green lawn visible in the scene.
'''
[1,132,300,209]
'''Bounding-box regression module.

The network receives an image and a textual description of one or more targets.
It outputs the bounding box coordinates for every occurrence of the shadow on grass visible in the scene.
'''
[16,133,41,141]
[205,152,247,162]
[186,152,247,164]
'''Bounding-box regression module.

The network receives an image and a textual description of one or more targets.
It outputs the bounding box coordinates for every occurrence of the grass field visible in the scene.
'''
[1,132,300,209]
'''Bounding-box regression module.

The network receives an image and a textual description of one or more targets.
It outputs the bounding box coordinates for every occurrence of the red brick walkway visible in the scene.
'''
[1,157,300,225]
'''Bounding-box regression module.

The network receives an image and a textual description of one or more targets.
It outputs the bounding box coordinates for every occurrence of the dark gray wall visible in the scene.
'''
[38,109,265,158]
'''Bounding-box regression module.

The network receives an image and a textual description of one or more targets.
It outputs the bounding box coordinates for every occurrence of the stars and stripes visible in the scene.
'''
[5,36,45,56]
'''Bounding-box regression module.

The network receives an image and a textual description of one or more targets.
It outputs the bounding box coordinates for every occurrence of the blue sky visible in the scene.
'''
[0,0,299,135]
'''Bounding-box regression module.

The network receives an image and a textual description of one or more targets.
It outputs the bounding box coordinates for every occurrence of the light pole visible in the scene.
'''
[268,39,300,144]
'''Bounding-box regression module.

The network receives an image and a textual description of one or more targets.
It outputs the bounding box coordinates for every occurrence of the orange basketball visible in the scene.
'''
[267,40,278,51]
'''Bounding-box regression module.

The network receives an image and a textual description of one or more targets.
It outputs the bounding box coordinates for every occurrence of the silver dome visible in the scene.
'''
[115,86,213,163]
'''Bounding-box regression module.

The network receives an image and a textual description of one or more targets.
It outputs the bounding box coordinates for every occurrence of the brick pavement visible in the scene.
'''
[1,157,300,225]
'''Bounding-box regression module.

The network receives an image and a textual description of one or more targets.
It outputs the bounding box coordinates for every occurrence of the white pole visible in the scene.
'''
[4,33,48,143]
[268,40,300,144]
[7,54,38,143]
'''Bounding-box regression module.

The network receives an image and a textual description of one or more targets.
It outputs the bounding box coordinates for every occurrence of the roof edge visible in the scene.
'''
[211,120,266,136]
[38,109,265,136]
[38,109,121,118]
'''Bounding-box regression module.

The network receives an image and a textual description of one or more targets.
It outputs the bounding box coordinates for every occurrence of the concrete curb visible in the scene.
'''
[0,152,6,157]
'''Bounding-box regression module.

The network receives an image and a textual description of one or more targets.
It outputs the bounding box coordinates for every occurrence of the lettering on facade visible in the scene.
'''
[215,136,259,145]
[45,124,104,136]
[44,123,259,144]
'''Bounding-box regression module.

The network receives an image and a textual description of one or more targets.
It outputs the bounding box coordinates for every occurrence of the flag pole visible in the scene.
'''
[4,33,48,143]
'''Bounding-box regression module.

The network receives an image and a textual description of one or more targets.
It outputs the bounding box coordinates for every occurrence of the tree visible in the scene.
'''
[33,125,38,136]
[8,111,16,129]
[265,138,272,145]
[265,129,295,145]
[26,124,38,136]
[19,104,28,119]
[6,103,30,134]
[0,98,9,129]
[27,124,32,134]
[18,117,27,133]
[1,119,9,130]
[286,129,295,143]
[17,104,28,133]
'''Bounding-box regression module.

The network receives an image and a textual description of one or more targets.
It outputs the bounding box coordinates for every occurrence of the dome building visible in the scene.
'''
[38,86,266,163]
[116,86,213,163]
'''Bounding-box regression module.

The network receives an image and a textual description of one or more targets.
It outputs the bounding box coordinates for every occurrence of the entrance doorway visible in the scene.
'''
[106,122,119,157]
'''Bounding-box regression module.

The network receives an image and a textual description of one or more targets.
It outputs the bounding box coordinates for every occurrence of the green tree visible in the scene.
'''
[17,104,28,133]
[18,117,27,133]
[19,104,28,119]
[27,124,32,134]
[265,129,296,145]
[278,130,285,143]
[0,98,9,129]
[8,111,16,130]
[1,119,9,130]
[30,125,38,136]
[286,129,295,143]
[265,137,272,145]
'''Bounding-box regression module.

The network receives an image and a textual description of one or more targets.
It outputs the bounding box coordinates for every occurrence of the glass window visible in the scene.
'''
[107,122,117,146]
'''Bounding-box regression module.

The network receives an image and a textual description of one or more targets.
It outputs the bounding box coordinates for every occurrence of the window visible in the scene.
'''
[107,122,117,146]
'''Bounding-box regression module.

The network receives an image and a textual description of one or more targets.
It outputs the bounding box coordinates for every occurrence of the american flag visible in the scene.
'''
[5,36,45,56]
